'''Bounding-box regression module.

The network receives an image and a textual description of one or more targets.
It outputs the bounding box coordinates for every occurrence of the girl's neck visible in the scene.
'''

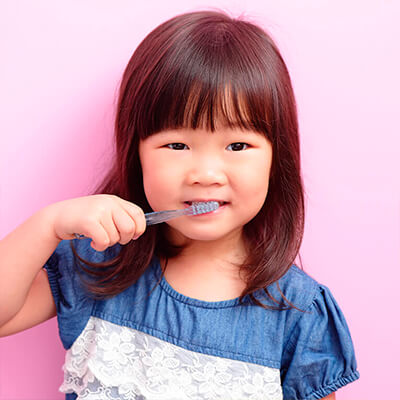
[159,228,248,301]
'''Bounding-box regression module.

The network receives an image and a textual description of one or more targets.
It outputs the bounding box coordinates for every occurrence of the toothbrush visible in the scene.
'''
[73,201,219,239]
[144,200,219,225]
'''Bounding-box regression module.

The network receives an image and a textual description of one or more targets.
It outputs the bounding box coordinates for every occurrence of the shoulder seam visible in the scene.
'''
[289,265,319,285]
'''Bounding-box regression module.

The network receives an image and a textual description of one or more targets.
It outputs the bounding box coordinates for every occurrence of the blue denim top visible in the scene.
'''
[44,239,359,400]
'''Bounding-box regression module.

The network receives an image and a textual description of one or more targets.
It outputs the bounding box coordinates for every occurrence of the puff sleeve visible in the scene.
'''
[43,239,121,349]
[281,284,359,400]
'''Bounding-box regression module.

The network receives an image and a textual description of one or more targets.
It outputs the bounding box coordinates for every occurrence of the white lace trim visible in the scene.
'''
[60,316,282,400]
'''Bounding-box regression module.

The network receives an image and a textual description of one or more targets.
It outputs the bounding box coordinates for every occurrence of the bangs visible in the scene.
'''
[179,82,264,133]
[142,72,273,139]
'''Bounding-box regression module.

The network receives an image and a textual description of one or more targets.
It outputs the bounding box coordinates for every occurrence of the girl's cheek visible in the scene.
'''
[150,163,183,191]
[233,161,270,194]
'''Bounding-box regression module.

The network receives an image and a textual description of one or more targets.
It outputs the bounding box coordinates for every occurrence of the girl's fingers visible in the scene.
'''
[117,199,147,239]
[111,206,136,245]
[99,209,121,246]
[87,220,112,252]
[77,197,146,251]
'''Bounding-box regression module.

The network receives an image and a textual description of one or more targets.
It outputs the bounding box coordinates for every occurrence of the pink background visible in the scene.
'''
[1,1,399,399]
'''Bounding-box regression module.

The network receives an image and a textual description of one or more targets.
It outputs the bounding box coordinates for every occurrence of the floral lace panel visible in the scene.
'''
[60,316,282,400]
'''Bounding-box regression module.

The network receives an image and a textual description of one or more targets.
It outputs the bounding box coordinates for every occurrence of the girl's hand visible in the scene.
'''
[49,194,146,252]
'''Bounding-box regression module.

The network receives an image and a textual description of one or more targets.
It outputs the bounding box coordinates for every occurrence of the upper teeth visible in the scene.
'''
[187,201,225,205]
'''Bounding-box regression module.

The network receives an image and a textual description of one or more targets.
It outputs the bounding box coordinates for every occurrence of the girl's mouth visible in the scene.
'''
[184,201,228,206]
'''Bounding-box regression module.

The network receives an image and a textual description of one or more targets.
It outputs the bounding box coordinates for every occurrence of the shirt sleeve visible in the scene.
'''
[44,239,76,312]
[43,239,108,348]
[281,284,360,400]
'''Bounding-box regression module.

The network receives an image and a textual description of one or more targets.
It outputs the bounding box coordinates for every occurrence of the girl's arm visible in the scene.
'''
[0,205,61,332]
[0,269,56,337]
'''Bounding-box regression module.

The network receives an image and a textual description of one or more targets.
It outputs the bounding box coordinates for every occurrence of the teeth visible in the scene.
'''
[186,201,226,205]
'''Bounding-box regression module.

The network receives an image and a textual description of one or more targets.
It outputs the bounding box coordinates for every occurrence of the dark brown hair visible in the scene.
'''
[71,9,305,310]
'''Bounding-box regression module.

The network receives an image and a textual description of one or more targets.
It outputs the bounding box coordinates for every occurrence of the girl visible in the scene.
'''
[0,10,359,400]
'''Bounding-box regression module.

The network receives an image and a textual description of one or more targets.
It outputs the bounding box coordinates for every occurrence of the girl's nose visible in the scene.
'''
[186,157,228,186]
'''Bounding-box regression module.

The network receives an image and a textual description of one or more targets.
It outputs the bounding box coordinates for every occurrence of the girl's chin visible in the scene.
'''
[164,224,241,244]
[166,230,225,243]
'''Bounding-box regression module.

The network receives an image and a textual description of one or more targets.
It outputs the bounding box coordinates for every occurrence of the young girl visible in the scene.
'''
[0,10,359,400]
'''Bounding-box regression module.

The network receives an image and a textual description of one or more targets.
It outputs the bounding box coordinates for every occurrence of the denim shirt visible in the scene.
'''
[44,239,359,400]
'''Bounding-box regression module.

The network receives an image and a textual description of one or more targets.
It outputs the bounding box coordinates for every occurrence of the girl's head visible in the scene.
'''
[77,9,304,309]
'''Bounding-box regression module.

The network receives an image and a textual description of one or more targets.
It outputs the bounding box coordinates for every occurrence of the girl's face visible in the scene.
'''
[139,127,273,244]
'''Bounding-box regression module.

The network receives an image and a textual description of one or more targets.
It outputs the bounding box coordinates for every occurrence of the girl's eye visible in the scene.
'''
[166,143,188,150]
[165,142,249,151]
[227,142,249,151]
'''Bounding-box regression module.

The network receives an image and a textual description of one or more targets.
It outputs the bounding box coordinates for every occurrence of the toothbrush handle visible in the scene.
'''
[145,207,192,225]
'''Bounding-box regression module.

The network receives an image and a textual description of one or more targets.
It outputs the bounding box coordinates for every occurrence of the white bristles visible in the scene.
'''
[190,201,219,215]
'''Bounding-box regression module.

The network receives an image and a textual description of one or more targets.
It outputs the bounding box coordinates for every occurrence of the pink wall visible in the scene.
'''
[1,1,399,399]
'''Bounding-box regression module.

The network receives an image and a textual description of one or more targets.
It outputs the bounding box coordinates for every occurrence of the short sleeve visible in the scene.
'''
[281,284,360,400]
[43,239,121,349]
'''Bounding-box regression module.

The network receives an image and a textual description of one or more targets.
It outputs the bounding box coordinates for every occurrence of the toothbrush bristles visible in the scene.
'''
[191,201,219,215]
